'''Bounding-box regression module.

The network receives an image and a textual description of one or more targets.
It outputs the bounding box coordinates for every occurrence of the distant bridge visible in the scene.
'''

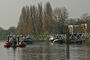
[49,33,90,43]
[47,33,90,42]
[69,33,90,41]
[8,33,90,41]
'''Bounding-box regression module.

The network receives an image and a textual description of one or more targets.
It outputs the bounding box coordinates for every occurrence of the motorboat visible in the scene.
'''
[4,36,26,48]
[49,35,65,44]
[21,37,32,45]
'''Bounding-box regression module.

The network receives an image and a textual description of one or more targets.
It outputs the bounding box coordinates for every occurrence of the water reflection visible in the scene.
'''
[7,48,17,60]
[17,43,90,60]
[1,41,90,60]
[70,45,89,60]
[19,42,66,60]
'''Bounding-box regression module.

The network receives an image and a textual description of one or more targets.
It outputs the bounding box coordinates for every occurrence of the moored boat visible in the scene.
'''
[21,38,32,45]
[49,35,65,44]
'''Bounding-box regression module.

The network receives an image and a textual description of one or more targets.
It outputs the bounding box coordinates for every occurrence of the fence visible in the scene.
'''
[0,33,90,41]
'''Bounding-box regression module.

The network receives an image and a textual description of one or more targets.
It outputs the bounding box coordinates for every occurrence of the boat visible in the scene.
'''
[49,35,65,44]
[21,37,32,45]
[49,36,54,43]
[4,41,26,48]
[4,36,26,48]
[4,42,11,48]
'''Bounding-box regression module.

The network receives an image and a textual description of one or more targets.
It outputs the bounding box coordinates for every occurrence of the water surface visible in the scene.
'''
[0,41,90,60]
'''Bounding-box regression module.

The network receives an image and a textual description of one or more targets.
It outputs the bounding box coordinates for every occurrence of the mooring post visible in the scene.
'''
[65,26,70,59]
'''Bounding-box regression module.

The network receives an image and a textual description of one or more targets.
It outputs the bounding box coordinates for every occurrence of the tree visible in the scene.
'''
[53,7,68,33]
[43,2,54,33]
[37,3,43,34]
[17,6,25,34]
[17,2,69,35]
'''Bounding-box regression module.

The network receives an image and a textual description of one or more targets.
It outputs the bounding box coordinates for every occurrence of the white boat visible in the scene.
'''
[49,35,64,44]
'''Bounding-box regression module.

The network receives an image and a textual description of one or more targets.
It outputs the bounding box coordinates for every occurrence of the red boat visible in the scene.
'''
[4,36,26,48]
[4,42,10,48]
[4,42,26,48]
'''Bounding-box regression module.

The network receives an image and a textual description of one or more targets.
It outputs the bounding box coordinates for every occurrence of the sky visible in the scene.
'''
[0,0,90,30]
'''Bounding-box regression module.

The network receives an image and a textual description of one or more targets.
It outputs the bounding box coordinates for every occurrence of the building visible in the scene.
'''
[68,23,88,34]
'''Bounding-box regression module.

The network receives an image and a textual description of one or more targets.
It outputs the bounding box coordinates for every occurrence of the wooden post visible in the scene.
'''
[65,25,70,59]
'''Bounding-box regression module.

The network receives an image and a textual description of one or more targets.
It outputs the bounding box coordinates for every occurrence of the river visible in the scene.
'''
[0,41,90,60]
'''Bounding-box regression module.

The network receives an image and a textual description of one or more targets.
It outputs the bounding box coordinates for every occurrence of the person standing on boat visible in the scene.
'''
[12,35,17,47]
[9,36,13,45]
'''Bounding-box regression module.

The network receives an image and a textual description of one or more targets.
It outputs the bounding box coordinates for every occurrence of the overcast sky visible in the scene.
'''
[0,0,90,30]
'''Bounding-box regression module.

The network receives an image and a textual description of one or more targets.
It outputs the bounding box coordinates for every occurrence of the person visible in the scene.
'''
[9,36,13,45]
[13,37,17,44]
[56,36,59,39]
[11,36,17,47]
[9,37,13,43]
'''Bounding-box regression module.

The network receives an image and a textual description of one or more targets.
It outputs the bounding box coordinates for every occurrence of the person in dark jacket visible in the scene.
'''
[12,36,17,47]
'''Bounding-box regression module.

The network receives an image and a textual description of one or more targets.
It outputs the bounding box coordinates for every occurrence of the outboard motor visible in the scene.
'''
[19,41,26,47]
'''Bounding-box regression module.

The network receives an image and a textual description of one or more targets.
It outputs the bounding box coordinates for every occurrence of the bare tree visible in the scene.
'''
[53,7,68,33]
